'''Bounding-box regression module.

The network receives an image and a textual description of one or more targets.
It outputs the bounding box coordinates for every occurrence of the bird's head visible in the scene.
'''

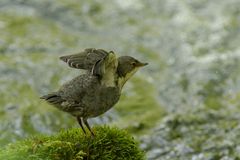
[117,56,148,88]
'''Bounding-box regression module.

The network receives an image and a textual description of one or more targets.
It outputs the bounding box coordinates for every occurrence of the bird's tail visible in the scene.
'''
[40,92,64,105]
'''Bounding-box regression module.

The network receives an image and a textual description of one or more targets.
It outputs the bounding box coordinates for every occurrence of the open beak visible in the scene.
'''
[136,62,148,67]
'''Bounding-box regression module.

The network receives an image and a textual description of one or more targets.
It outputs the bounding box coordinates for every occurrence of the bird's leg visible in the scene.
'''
[83,118,95,136]
[77,117,86,134]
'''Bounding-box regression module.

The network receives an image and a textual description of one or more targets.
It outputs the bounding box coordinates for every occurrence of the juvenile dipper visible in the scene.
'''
[41,48,148,136]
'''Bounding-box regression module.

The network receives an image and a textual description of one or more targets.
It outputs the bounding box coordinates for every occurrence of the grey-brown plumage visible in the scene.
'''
[59,48,109,70]
[41,48,148,136]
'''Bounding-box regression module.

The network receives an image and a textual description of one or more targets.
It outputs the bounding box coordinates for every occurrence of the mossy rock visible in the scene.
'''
[0,126,145,160]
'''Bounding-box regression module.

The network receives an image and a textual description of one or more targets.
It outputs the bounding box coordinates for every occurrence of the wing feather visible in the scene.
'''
[59,48,109,70]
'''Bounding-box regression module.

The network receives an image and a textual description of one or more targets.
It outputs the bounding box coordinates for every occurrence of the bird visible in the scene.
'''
[40,48,148,136]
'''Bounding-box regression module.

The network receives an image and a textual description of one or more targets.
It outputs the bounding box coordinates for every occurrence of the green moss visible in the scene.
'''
[0,126,145,160]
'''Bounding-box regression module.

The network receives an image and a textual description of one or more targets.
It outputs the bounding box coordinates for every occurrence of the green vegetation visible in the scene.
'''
[115,77,165,135]
[0,126,145,160]
[0,14,78,54]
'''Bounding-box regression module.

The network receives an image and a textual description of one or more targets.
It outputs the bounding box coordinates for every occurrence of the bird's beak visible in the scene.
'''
[136,62,148,67]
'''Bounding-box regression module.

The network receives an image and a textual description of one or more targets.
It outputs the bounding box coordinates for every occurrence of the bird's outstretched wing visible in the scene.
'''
[59,48,109,70]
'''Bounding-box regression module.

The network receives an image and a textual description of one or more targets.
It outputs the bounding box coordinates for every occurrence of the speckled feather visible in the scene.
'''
[41,73,120,118]
[59,48,109,70]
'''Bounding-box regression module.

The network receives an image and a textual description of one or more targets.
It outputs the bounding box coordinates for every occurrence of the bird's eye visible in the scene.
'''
[131,62,136,66]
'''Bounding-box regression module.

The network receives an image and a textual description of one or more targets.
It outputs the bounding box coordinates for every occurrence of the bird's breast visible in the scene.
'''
[84,86,121,118]
[101,71,117,87]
